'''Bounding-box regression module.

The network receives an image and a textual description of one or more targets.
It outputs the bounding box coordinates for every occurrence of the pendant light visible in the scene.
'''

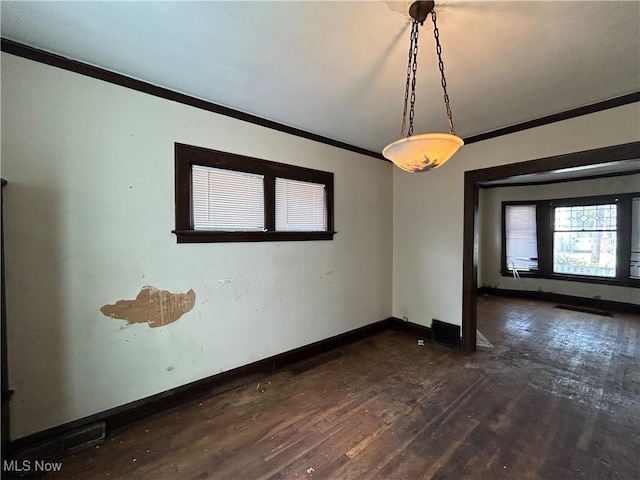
[383,1,463,173]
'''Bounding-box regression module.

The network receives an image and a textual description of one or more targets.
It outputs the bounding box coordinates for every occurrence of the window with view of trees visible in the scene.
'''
[502,193,639,287]
[553,203,617,278]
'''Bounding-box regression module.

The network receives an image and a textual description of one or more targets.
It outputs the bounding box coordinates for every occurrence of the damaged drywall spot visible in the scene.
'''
[101,286,196,328]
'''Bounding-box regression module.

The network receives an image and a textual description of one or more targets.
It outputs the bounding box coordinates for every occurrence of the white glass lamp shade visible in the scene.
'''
[382,133,464,173]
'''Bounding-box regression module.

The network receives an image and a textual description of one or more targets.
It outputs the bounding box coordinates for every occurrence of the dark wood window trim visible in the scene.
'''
[174,143,335,243]
[500,193,640,288]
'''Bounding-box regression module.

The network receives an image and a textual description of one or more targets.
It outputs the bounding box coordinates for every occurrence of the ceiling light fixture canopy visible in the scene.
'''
[383,1,463,173]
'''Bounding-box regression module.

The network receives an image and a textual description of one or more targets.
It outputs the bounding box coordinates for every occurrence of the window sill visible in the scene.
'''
[500,270,639,288]
[173,230,336,243]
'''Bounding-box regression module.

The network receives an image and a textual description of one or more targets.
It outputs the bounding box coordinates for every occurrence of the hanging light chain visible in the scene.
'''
[399,6,458,139]
[431,9,455,136]
[401,19,419,138]
[408,19,419,137]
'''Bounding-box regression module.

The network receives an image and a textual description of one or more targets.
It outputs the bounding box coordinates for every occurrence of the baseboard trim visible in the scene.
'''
[478,287,640,315]
[10,316,432,461]
[389,317,433,339]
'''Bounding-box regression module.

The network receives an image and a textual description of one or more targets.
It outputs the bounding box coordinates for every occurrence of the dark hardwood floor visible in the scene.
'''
[45,296,639,479]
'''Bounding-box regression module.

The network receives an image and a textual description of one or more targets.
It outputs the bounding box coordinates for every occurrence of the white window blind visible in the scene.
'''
[505,205,538,271]
[192,165,264,231]
[275,178,326,232]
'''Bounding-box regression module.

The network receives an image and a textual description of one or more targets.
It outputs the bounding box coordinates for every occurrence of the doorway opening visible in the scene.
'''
[461,141,640,352]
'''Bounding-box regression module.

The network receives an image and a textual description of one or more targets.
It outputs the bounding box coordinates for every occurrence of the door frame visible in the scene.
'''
[461,141,640,352]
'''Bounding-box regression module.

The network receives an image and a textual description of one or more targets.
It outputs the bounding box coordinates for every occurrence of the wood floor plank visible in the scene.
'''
[41,296,640,479]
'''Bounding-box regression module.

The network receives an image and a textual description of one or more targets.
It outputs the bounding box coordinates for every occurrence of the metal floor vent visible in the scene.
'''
[17,422,106,462]
[432,319,461,349]
[555,304,613,317]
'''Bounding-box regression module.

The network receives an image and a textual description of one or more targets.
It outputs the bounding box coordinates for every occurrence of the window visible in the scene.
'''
[192,166,264,231]
[504,204,538,271]
[632,197,640,279]
[275,178,326,232]
[502,193,639,287]
[553,203,616,277]
[174,143,334,243]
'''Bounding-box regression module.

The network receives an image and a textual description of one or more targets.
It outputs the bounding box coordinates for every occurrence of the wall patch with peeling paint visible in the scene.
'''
[101,286,196,328]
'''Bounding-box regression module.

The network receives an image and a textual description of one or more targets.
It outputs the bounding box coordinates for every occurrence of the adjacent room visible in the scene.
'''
[1,1,638,478]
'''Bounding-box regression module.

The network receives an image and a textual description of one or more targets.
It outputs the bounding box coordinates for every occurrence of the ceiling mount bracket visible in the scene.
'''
[409,1,434,25]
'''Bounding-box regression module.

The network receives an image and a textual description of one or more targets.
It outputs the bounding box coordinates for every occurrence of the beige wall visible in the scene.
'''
[479,174,640,304]
[393,102,640,329]
[1,53,393,439]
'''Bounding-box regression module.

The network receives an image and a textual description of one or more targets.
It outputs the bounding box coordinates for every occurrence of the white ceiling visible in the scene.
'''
[1,1,639,155]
